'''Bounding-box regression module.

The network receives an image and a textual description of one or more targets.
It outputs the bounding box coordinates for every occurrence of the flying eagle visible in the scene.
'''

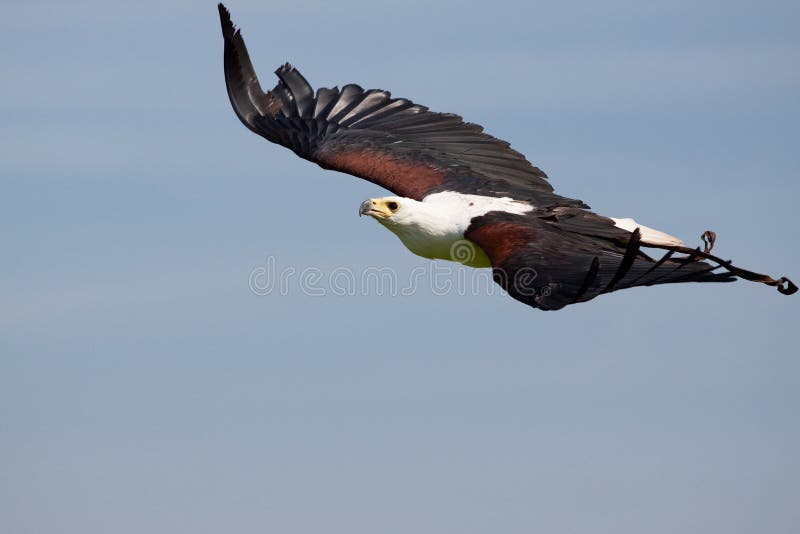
[217,4,795,310]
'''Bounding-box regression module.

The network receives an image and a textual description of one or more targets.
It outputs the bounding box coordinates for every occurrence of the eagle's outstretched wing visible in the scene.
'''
[218,4,583,207]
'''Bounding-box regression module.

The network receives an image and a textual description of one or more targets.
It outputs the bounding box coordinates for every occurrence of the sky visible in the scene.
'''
[1,1,798,533]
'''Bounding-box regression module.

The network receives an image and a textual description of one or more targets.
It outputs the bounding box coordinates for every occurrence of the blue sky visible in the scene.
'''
[1,1,798,533]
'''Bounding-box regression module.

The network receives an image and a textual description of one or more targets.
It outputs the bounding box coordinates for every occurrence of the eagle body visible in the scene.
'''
[363,192,533,268]
[218,4,796,310]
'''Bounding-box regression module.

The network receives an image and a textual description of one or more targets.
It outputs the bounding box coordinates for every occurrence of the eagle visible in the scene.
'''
[217,4,795,311]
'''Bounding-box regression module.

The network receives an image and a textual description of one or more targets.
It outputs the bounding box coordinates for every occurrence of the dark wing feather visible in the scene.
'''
[218,4,582,205]
[465,211,741,311]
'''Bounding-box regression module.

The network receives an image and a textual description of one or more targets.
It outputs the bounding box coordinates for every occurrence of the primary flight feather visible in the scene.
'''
[218,3,795,310]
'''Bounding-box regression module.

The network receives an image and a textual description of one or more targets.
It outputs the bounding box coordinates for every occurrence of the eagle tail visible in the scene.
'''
[609,229,797,296]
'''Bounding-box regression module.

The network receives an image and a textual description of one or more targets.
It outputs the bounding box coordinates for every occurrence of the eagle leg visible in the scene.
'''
[701,230,716,253]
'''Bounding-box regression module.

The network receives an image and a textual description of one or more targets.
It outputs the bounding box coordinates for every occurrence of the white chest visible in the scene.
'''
[392,223,492,268]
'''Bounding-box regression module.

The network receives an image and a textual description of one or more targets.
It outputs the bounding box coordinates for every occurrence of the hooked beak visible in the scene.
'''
[359,199,391,219]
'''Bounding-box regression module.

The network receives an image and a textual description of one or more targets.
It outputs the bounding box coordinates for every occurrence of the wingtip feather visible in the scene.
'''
[218,3,236,40]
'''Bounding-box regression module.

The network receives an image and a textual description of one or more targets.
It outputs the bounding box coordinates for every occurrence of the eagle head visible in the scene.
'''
[358,197,403,221]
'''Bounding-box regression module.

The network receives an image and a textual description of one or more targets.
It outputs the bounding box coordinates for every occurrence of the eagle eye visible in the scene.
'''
[387,201,399,212]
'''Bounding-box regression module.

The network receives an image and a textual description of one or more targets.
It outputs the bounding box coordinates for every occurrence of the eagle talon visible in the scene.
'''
[701,230,716,253]
[777,277,798,295]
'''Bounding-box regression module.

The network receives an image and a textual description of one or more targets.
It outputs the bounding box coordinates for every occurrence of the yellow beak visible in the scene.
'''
[359,199,392,218]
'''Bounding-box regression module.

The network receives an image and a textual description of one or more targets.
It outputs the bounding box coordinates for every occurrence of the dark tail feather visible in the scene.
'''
[609,246,734,293]
[569,232,739,308]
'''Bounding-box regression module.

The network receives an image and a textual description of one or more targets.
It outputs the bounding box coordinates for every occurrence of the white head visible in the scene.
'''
[358,195,470,261]
[358,196,420,228]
